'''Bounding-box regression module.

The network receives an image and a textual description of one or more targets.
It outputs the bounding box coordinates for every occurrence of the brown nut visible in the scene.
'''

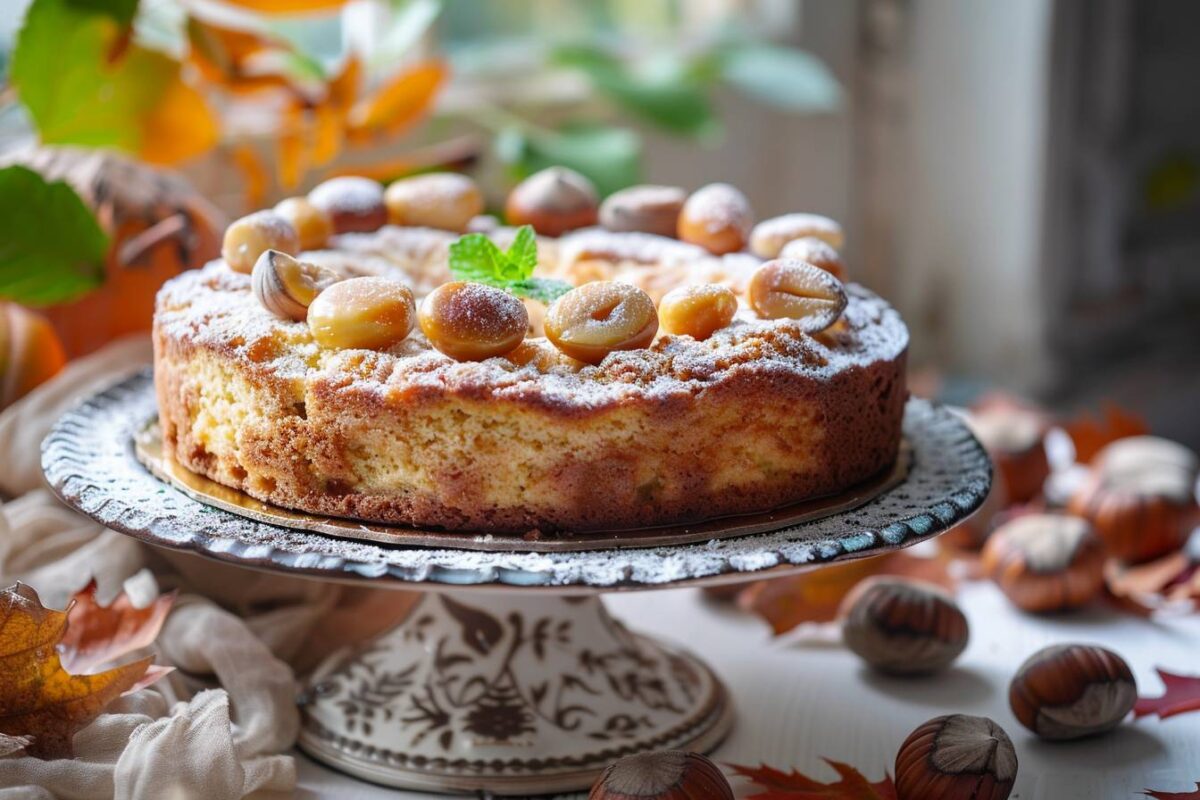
[599,185,687,238]
[418,282,528,361]
[982,513,1106,613]
[221,211,299,274]
[544,282,658,364]
[307,176,387,233]
[1009,644,1136,741]
[895,715,1017,800]
[252,250,341,322]
[384,173,484,232]
[1069,436,1200,564]
[273,196,335,250]
[750,212,844,258]
[506,167,598,237]
[588,750,733,800]
[778,236,847,281]
[306,276,415,350]
[747,259,847,331]
[839,577,968,675]
[657,284,737,341]
[677,183,753,255]
[968,403,1052,504]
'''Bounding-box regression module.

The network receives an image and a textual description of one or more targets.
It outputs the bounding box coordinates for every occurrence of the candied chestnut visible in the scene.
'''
[308,176,387,233]
[418,281,528,361]
[778,236,847,281]
[221,211,299,274]
[677,183,753,255]
[747,259,847,332]
[657,284,737,341]
[599,185,687,238]
[750,212,844,258]
[506,167,598,237]
[274,196,335,250]
[306,276,415,350]
[384,173,484,232]
[252,250,340,322]
[544,282,658,364]
[982,513,1106,613]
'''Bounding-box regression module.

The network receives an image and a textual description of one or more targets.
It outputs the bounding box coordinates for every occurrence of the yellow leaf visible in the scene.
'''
[231,145,270,210]
[186,17,298,96]
[0,584,158,759]
[277,101,308,189]
[140,76,219,165]
[347,60,446,143]
[221,0,349,14]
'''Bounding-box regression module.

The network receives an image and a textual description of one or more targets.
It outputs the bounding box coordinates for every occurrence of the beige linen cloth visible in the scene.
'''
[0,337,412,799]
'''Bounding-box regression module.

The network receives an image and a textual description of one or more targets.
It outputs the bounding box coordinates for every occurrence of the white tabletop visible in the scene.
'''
[296,581,1200,800]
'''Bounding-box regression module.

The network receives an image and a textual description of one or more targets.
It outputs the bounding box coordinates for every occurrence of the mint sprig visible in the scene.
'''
[448,225,573,304]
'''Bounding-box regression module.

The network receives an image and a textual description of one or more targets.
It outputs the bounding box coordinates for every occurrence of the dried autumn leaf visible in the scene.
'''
[730,759,898,800]
[186,17,297,96]
[739,552,956,636]
[0,583,155,758]
[222,0,349,13]
[346,60,447,143]
[1144,783,1200,800]
[1062,403,1148,464]
[59,581,175,676]
[1106,550,1199,615]
[0,733,32,757]
[1134,669,1200,721]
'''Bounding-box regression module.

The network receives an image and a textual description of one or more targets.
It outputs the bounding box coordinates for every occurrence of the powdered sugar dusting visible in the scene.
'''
[309,176,385,214]
[681,183,753,235]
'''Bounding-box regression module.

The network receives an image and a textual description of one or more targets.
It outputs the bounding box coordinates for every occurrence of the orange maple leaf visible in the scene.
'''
[346,60,447,143]
[0,583,167,758]
[738,552,956,636]
[59,580,175,676]
[1135,669,1200,720]
[730,759,898,799]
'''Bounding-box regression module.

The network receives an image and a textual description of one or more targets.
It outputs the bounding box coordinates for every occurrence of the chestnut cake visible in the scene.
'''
[153,170,909,534]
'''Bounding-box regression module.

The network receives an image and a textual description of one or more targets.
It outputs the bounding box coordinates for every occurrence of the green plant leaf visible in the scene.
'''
[719,44,841,112]
[0,166,109,306]
[447,225,570,304]
[505,124,642,198]
[552,44,717,138]
[504,225,538,277]
[12,0,208,160]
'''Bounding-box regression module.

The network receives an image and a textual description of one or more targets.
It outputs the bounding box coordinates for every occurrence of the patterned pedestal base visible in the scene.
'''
[297,593,733,795]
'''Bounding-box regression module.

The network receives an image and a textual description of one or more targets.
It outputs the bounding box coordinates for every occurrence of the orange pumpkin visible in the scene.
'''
[0,303,67,411]
[0,147,225,358]
[1069,436,1200,564]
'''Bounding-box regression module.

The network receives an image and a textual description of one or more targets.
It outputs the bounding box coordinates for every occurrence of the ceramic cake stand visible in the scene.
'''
[42,370,991,796]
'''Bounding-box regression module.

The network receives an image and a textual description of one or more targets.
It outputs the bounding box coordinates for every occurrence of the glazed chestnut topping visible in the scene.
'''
[274,196,335,250]
[307,276,415,350]
[222,211,299,275]
[778,236,847,281]
[308,176,388,233]
[1009,644,1136,740]
[750,212,844,258]
[252,250,340,322]
[384,173,484,233]
[589,750,733,800]
[506,166,599,237]
[982,513,1106,613]
[657,284,738,341]
[677,183,753,255]
[894,714,1017,800]
[544,282,658,364]
[418,281,529,361]
[600,184,687,238]
[747,259,847,332]
[840,577,969,675]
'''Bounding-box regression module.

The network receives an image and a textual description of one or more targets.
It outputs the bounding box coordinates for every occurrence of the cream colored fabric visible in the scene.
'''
[0,337,408,799]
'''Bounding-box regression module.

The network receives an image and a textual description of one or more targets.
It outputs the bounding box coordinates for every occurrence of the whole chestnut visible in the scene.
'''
[895,714,1017,800]
[982,513,1106,613]
[588,750,732,800]
[1069,436,1200,563]
[839,577,968,675]
[1009,644,1136,740]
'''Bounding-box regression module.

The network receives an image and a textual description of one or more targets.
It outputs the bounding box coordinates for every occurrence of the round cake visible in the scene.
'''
[153,170,909,534]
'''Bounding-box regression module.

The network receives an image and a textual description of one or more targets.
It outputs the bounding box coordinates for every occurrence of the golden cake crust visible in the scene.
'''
[153,226,908,534]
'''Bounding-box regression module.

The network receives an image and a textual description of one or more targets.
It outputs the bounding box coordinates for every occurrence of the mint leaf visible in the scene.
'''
[0,165,108,306]
[504,225,538,278]
[448,233,507,282]
[508,278,573,305]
